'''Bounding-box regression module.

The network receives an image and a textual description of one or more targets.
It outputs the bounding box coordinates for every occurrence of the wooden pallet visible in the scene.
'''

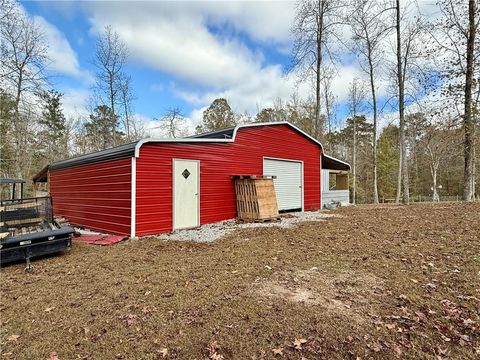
[234,176,279,221]
[237,216,281,223]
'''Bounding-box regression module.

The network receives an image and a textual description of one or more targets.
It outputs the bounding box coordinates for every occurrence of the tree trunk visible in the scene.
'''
[109,75,116,145]
[472,134,476,198]
[463,0,476,201]
[353,115,357,205]
[368,48,379,204]
[123,97,130,140]
[395,0,409,204]
[431,164,439,202]
[315,0,324,139]
[14,70,23,178]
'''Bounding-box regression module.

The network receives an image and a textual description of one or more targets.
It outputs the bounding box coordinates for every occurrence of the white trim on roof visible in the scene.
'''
[134,121,324,158]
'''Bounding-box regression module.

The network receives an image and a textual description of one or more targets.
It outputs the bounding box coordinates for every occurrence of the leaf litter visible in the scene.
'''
[0,202,478,359]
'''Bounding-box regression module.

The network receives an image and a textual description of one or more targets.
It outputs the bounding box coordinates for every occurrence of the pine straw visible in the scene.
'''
[1,202,479,359]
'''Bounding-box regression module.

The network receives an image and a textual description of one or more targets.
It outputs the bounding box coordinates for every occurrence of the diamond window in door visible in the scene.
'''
[182,169,191,179]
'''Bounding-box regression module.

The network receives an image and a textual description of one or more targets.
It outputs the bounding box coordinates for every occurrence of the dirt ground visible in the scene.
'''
[1,202,479,359]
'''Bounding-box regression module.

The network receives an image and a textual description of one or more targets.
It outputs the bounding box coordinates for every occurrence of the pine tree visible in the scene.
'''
[85,105,122,151]
[38,90,67,163]
[196,98,236,133]
[0,90,16,176]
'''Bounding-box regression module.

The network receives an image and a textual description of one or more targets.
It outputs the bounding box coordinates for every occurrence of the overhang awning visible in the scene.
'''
[32,165,49,183]
[322,154,351,171]
[0,178,25,184]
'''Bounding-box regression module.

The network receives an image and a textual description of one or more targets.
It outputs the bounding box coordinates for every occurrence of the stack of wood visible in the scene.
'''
[233,175,279,221]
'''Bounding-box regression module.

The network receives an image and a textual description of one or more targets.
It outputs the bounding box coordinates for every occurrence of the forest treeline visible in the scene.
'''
[0,0,478,203]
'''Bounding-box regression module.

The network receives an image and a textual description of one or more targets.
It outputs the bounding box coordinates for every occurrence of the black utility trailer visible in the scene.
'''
[0,178,74,272]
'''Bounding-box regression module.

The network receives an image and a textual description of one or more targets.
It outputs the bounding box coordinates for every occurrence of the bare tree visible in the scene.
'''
[0,7,48,113]
[129,115,146,140]
[291,0,345,139]
[156,107,186,138]
[419,121,455,201]
[0,2,49,177]
[348,78,366,205]
[351,0,392,204]
[322,71,337,135]
[118,74,134,140]
[93,25,130,145]
[464,0,479,201]
[0,0,16,22]
[428,0,479,201]
[390,0,426,204]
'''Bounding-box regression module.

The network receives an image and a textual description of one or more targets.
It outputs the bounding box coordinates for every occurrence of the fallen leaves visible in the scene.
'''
[119,314,137,326]
[207,340,224,360]
[271,347,284,356]
[46,352,59,360]
[385,323,396,330]
[7,334,20,342]
[159,348,168,358]
[393,344,402,357]
[293,338,307,350]
[1,202,479,359]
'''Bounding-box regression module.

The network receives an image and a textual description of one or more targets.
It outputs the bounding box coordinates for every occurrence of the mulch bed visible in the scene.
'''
[1,202,479,359]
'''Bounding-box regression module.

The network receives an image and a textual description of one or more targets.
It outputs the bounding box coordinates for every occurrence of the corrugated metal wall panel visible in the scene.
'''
[136,124,321,236]
[49,158,131,235]
[263,159,303,210]
[321,169,330,192]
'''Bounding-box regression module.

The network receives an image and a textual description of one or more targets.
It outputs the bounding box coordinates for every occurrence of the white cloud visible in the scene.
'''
[84,1,395,117]
[140,111,199,138]
[82,0,441,130]
[33,16,93,83]
[204,1,295,44]
[83,2,318,115]
[88,3,265,89]
[61,88,90,119]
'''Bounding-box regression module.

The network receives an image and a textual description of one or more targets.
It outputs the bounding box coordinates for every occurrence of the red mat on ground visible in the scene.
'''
[73,234,126,245]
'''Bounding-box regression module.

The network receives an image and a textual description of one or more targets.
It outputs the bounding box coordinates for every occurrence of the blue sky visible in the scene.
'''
[19,1,437,136]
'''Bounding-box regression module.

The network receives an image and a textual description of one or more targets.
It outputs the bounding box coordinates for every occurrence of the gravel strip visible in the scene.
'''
[158,210,335,242]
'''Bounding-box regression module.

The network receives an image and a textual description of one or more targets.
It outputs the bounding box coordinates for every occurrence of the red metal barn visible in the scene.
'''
[39,122,350,237]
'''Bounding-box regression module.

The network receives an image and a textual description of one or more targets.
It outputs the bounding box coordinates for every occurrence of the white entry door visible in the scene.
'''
[173,159,200,230]
[263,158,303,211]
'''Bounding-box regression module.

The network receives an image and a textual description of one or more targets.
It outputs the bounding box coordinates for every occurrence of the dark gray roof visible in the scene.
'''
[189,127,235,139]
[322,155,350,171]
[50,142,139,171]
[49,128,240,171]
[0,178,25,184]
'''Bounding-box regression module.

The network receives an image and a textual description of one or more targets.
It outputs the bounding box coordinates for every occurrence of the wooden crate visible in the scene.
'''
[233,176,278,220]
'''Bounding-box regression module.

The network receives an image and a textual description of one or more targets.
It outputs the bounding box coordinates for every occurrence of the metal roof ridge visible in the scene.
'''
[134,121,324,157]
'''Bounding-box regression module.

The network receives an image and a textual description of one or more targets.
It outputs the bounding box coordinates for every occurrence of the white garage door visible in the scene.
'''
[263,158,303,211]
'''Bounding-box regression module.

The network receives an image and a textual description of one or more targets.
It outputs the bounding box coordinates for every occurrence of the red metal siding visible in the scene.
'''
[136,124,321,236]
[49,158,131,235]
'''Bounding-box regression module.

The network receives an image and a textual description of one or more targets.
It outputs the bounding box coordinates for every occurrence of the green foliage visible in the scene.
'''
[0,90,16,176]
[85,105,123,151]
[196,98,236,133]
[377,125,399,200]
[340,115,374,145]
[255,108,276,123]
[37,90,67,163]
